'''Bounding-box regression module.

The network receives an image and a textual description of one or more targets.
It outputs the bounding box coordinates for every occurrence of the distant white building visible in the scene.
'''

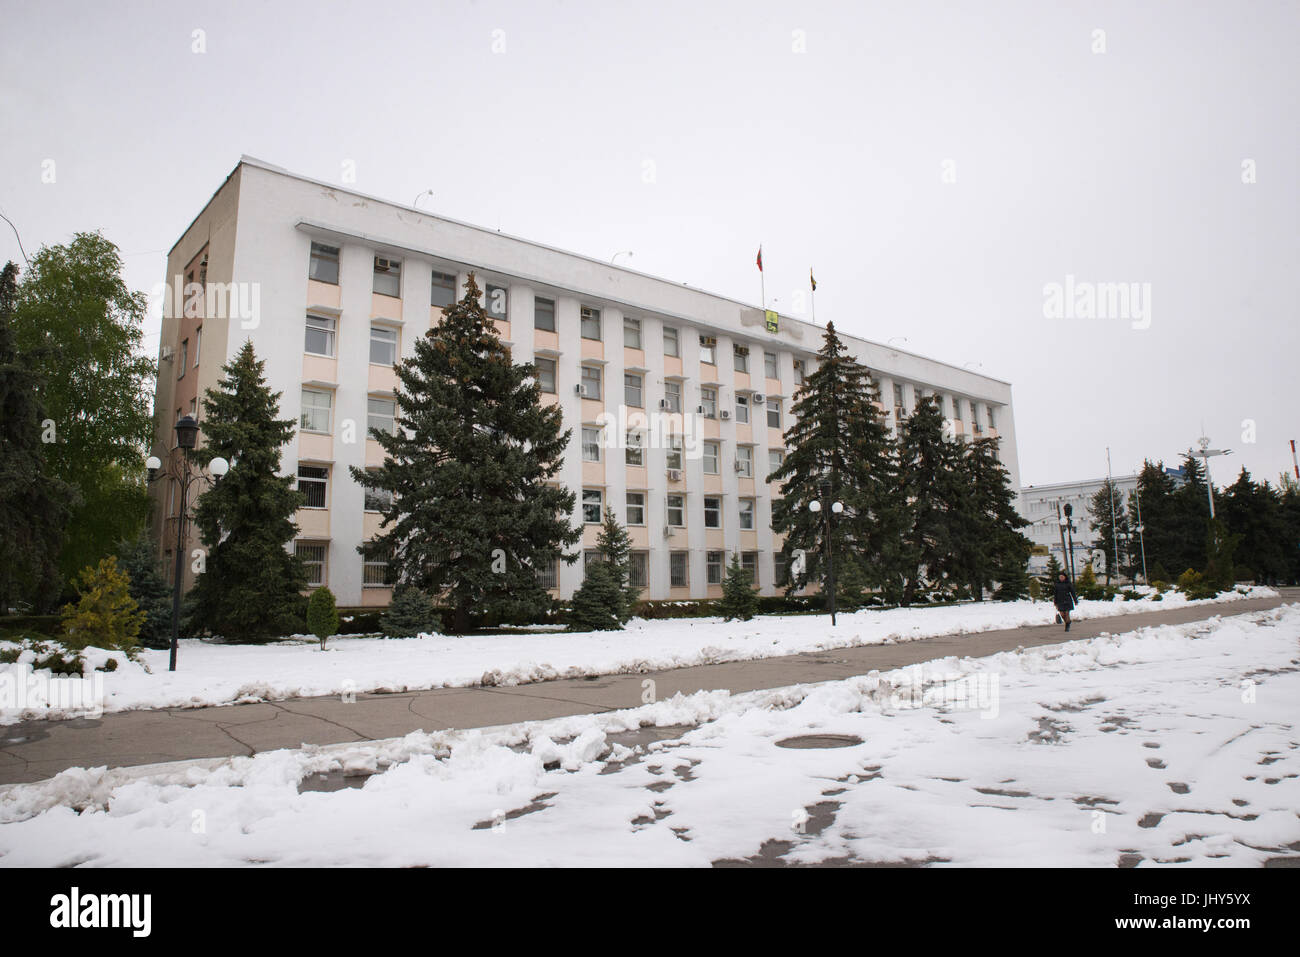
[1019,475,1138,575]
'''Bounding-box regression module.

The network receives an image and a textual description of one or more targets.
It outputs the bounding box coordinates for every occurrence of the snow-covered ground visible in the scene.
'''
[1,603,1296,867]
[0,587,1278,725]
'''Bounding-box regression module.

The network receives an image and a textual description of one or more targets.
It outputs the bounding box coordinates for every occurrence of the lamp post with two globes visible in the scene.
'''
[145,415,228,672]
[808,480,844,625]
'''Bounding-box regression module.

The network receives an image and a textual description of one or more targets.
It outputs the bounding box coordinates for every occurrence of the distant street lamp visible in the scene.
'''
[1189,435,1231,521]
[1060,502,1079,582]
[809,480,843,625]
[146,415,228,672]
[611,250,634,265]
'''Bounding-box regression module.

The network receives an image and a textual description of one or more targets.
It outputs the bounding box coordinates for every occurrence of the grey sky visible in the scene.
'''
[2,0,1296,489]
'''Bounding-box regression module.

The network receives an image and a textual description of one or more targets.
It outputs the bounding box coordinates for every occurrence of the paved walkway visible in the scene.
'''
[1,592,1294,785]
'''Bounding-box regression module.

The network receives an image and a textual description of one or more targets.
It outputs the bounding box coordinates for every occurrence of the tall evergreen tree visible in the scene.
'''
[960,436,1033,599]
[353,273,579,633]
[1129,460,1179,578]
[187,341,307,641]
[11,234,155,581]
[1169,452,1211,574]
[0,262,74,612]
[896,395,964,604]
[116,535,173,649]
[1087,478,1130,585]
[595,507,638,623]
[1219,468,1285,583]
[719,552,760,621]
[770,321,899,598]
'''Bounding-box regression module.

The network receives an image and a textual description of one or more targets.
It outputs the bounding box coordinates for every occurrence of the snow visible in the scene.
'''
[0,586,1277,725]
[1,602,1296,867]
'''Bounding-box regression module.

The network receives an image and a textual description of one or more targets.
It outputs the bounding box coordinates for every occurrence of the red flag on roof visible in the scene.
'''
[756,246,763,272]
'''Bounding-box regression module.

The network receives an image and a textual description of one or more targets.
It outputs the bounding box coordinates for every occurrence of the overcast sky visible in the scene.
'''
[2,0,1296,489]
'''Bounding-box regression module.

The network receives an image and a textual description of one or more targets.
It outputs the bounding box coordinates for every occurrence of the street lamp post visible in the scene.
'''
[1189,435,1232,522]
[1133,481,1149,585]
[146,415,228,672]
[808,480,843,625]
[1061,502,1079,582]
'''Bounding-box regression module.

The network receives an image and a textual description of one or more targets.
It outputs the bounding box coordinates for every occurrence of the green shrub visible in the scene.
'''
[306,587,340,649]
[567,561,626,632]
[60,557,144,653]
[1176,568,1217,601]
[1150,580,1170,595]
[380,586,436,638]
[720,553,760,622]
[338,611,384,635]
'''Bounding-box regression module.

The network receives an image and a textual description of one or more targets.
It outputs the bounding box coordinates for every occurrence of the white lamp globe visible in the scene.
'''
[831,501,844,514]
[809,500,821,513]
[209,456,230,478]
[145,455,162,471]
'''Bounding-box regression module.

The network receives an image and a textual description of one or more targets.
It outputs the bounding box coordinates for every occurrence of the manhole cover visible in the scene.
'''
[775,734,863,749]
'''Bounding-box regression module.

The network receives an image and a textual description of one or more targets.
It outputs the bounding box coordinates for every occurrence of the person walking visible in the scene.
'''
[1052,572,1077,632]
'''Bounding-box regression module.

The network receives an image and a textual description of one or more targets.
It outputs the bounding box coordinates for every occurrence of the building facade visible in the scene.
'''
[149,157,1022,607]
[1019,475,1139,575]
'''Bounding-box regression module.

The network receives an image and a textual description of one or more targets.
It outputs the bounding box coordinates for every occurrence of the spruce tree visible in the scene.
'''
[306,586,340,650]
[1042,553,1066,591]
[187,341,307,642]
[719,552,760,621]
[594,507,639,622]
[353,273,579,633]
[567,560,626,631]
[770,321,899,598]
[956,436,1033,600]
[381,585,437,637]
[0,261,74,612]
[896,395,963,604]
[116,535,172,649]
[1087,479,1129,585]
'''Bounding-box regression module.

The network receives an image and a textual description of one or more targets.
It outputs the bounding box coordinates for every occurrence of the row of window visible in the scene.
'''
[549,363,784,423]
[295,540,393,589]
[305,314,400,365]
[581,429,783,476]
[580,488,760,531]
[308,243,806,382]
[892,383,997,431]
[299,390,396,437]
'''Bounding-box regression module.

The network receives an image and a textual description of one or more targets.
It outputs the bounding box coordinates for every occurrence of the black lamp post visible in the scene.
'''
[146,415,228,672]
[809,479,843,625]
[1062,502,1078,583]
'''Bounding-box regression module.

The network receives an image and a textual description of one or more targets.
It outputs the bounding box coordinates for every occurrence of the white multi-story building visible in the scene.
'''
[149,156,1022,607]
[1019,475,1139,574]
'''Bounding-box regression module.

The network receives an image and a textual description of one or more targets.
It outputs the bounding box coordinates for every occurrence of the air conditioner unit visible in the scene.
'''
[659,398,669,409]
[667,469,681,482]
[663,525,672,538]
[752,393,766,404]
[734,461,745,472]
[575,384,583,394]
[160,346,174,361]
[720,410,731,420]
[375,258,396,271]
[696,405,704,414]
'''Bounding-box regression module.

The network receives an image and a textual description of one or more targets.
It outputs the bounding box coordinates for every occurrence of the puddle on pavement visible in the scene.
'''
[297,770,379,794]
[775,734,863,750]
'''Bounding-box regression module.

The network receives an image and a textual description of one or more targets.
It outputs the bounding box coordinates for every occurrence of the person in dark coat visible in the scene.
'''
[1052,573,1077,632]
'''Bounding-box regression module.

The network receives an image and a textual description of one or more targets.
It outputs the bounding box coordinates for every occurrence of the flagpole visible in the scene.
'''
[758,244,766,310]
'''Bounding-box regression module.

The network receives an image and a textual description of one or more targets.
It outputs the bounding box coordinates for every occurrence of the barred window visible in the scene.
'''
[537,555,559,590]
[296,541,327,587]
[297,465,329,509]
[362,544,395,587]
[670,551,689,588]
[707,551,724,585]
[629,552,648,589]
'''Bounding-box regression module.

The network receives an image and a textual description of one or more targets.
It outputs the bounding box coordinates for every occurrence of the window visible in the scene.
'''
[296,541,328,586]
[664,380,681,413]
[626,430,644,466]
[766,397,781,429]
[373,256,401,297]
[626,492,645,526]
[666,435,683,471]
[364,484,392,513]
[370,325,398,365]
[735,393,749,423]
[953,398,963,421]
[582,489,602,524]
[194,327,201,366]
[297,465,329,509]
[707,551,724,585]
[431,270,457,308]
[736,445,753,478]
[663,326,679,357]
[734,345,749,373]
[624,317,642,349]
[537,556,559,590]
[188,398,196,416]
[300,389,332,433]
[582,427,602,462]
[309,243,339,284]
[894,384,906,417]
[741,552,758,582]
[624,373,643,408]
[774,552,790,587]
[704,496,722,528]
[630,552,648,589]
[485,284,508,320]
[972,402,982,434]
[367,397,396,436]
[534,297,556,331]
[305,314,336,357]
[769,449,785,475]
[363,545,395,587]
[178,339,188,377]
[739,498,755,530]
[580,306,601,340]
[535,357,556,393]
[699,335,716,364]
[703,440,720,474]
[581,365,602,400]
[701,387,717,418]
[670,551,689,588]
[793,359,804,385]
[666,494,685,526]
[764,351,778,379]
[988,407,996,431]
